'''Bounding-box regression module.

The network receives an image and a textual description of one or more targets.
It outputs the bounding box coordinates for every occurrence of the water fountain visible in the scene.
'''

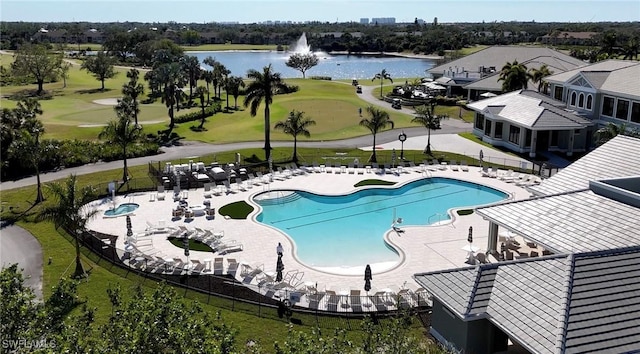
[291,32,311,54]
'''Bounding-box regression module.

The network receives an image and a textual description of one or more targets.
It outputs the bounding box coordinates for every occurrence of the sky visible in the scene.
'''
[1,0,639,24]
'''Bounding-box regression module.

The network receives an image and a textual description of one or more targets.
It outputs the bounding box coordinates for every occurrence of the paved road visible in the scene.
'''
[0,224,43,300]
[0,83,528,191]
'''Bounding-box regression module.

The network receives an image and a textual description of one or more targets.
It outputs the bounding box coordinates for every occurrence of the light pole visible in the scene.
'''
[398,131,407,160]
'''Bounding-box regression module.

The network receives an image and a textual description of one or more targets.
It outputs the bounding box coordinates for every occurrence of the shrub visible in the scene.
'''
[309,76,332,81]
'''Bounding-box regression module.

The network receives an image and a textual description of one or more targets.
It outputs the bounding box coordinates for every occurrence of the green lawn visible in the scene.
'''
[1,147,440,347]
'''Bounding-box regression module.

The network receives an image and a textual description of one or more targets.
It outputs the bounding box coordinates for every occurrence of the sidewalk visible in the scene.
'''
[360,133,531,168]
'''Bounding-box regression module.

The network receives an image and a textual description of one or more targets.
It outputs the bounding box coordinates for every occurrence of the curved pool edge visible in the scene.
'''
[246,175,511,276]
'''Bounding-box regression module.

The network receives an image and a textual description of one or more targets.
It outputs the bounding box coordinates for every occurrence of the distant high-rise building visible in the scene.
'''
[360,18,369,24]
[371,17,396,25]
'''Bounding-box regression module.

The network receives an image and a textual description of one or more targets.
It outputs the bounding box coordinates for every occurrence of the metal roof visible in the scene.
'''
[414,246,640,354]
[529,135,640,196]
[476,189,640,254]
[428,46,585,76]
[467,90,592,130]
[545,60,640,98]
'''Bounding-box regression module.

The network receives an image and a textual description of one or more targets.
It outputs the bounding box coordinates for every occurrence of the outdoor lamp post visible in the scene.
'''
[398,131,407,160]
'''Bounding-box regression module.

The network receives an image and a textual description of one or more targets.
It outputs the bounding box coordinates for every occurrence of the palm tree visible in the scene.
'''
[195,86,208,129]
[528,64,554,93]
[201,70,214,104]
[372,69,393,99]
[594,122,628,146]
[155,63,185,131]
[121,68,145,127]
[359,105,394,163]
[412,102,441,155]
[274,110,316,162]
[498,60,531,93]
[243,64,288,161]
[37,174,98,278]
[98,98,143,182]
[621,36,639,60]
[226,76,245,109]
[179,55,201,105]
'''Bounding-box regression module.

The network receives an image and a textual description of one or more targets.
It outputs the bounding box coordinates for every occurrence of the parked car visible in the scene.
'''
[356,85,362,94]
[391,98,402,109]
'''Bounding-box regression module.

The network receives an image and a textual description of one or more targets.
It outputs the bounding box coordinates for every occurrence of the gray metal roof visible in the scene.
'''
[545,60,640,98]
[464,56,580,91]
[467,90,592,130]
[428,46,585,76]
[414,246,640,354]
[529,135,640,196]
[476,190,640,254]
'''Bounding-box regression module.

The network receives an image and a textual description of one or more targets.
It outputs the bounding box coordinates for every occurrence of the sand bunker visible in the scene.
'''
[92,98,120,105]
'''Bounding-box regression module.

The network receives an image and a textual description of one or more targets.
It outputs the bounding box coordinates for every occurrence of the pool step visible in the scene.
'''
[255,191,302,206]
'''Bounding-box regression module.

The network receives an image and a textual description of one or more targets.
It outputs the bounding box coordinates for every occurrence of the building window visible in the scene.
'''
[570,92,577,106]
[578,93,585,108]
[616,99,630,120]
[602,96,615,116]
[586,94,593,110]
[554,86,563,100]
[484,120,492,136]
[475,114,484,130]
[495,122,503,139]
[631,102,640,124]
[509,126,520,145]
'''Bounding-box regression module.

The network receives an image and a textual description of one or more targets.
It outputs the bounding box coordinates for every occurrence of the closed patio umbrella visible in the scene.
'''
[276,254,284,282]
[364,264,372,292]
[479,150,484,167]
[126,215,133,238]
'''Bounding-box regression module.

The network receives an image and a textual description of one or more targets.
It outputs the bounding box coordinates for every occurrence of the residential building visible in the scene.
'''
[467,90,594,158]
[539,31,598,46]
[426,46,585,100]
[414,135,640,354]
[544,59,640,132]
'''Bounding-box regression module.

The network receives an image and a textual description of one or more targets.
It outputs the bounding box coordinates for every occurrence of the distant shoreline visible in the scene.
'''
[185,49,443,60]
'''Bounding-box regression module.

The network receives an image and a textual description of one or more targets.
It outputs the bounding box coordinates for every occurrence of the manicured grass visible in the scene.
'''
[354,179,396,187]
[218,201,254,219]
[167,237,214,252]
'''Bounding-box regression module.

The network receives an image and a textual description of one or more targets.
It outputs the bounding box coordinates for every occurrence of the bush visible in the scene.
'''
[310,76,332,81]
[174,102,221,124]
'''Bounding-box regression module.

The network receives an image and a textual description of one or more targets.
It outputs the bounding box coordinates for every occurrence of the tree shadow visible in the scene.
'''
[75,88,113,94]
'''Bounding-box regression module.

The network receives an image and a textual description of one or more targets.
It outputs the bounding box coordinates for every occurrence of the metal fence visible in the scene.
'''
[73,227,431,329]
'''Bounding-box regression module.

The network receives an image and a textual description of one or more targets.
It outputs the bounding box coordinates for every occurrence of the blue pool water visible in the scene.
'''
[254,178,507,270]
[104,203,139,217]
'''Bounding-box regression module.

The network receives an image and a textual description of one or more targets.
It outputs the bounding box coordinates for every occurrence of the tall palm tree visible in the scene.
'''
[201,70,214,104]
[372,69,393,99]
[412,102,440,155]
[359,105,394,163]
[274,110,316,162]
[226,76,245,109]
[98,98,143,182]
[121,68,145,127]
[179,55,201,105]
[528,64,554,93]
[243,64,288,161]
[498,60,531,93]
[195,86,208,129]
[155,63,185,131]
[37,174,98,278]
[621,36,639,60]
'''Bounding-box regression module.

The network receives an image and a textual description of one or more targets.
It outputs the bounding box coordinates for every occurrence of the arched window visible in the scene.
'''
[570,91,577,106]
[586,94,593,110]
[578,93,585,108]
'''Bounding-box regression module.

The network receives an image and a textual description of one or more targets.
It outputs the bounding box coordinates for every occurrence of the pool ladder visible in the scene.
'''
[428,213,447,225]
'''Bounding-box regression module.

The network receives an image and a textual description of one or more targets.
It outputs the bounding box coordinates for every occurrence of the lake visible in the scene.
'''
[188,51,437,80]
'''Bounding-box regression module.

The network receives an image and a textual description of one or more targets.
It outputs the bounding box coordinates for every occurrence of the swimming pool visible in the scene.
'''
[254,177,508,272]
[104,203,139,218]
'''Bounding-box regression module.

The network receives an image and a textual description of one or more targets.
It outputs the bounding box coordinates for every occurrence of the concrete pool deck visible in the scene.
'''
[86,165,533,295]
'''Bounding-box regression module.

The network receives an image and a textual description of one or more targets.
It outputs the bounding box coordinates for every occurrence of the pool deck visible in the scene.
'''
[86,165,533,298]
